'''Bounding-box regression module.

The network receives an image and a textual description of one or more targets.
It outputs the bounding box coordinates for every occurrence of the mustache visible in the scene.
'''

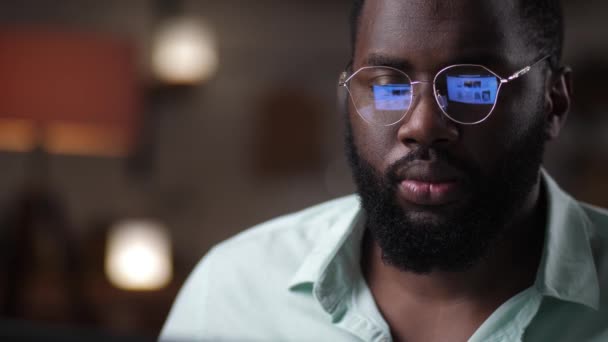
[385,147,480,185]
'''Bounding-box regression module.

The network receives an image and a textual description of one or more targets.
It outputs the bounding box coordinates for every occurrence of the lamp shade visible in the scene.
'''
[0,28,141,156]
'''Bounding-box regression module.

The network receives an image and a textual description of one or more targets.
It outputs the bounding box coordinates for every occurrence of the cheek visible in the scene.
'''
[500,76,546,140]
[458,126,505,175]
[348,109,398,169]
[502,70,545,114]
[464,76,545,171]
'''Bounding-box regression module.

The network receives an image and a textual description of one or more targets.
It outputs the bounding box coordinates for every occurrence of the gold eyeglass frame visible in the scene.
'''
[339,55,550,126]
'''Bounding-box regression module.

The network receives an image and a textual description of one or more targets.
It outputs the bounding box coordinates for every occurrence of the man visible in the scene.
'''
[161,0,608,341]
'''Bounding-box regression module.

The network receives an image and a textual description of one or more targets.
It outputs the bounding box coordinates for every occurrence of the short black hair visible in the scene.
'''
[349,0,564,68]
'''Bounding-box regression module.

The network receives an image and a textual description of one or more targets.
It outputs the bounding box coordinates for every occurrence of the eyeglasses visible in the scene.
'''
[339,55,550,126]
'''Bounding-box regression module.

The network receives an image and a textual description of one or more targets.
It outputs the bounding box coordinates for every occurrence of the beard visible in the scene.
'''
[346,115,547,274]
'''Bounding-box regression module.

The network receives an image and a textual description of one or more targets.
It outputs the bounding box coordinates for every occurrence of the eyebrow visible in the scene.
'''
[361,53,412,70]
[448,51,510,67]
[361,51,510,72]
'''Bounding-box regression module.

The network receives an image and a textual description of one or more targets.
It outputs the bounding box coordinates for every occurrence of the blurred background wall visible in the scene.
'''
[0,0,605,339]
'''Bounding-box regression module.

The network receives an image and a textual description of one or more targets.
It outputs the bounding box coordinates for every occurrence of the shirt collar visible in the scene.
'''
[288,171,601,316]
[287,197,365,319]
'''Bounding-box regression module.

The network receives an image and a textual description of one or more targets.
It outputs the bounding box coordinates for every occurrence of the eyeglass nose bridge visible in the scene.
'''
[409,80,436,94]
[407,80,450,112]
[400,80,454,126]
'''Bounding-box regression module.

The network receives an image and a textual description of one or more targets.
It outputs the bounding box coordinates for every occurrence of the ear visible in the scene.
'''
[337,71,350,116]
[544,66,572,140]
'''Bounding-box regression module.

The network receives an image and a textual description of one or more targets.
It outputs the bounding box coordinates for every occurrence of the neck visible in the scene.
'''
[362,177,547,305]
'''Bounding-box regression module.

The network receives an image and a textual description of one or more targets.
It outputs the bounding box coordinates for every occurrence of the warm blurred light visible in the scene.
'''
[0,29,140,156]
[105,219,172,291]
[152,18,218,85]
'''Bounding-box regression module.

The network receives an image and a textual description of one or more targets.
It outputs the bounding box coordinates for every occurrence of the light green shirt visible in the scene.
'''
[161,172,608,341]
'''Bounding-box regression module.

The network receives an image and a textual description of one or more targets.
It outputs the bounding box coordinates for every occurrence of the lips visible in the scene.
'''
[395,162,467,206]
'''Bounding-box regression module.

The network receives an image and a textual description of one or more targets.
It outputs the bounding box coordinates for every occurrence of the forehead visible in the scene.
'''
[355,0,527,70]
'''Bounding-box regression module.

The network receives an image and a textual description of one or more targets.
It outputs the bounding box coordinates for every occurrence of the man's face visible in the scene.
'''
[347,0,552,273]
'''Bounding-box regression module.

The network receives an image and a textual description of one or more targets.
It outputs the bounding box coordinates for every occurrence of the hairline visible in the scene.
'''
[349,0,563,69]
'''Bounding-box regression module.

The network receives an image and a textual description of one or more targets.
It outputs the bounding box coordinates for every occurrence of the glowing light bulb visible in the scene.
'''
[152,18,219,84]
[105,219,172,291]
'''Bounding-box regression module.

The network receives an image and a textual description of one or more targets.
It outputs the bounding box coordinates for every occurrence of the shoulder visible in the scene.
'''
[160,195,361,340]
[574,201,608,269]
[579,202,608,238]
[577,201,608,306]
[193,194,361,295]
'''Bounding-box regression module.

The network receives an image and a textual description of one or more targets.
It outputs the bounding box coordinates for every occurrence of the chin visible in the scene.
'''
[396,196,475,226]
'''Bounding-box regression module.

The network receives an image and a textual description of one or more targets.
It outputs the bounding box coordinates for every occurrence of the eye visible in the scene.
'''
[366,70,407,84]
[348,68,411,95]
[371,74,403,85]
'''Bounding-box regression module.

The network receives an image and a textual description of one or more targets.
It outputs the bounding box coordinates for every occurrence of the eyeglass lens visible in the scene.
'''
[347,65,501,125]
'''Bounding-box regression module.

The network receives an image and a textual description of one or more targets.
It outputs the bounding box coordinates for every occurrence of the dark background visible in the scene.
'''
[0,0,606,339]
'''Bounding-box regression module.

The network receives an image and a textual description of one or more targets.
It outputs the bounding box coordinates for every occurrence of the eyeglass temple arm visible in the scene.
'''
[502,55,551,83]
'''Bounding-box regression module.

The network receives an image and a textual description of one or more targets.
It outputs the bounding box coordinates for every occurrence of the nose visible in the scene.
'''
[397,83,459,148]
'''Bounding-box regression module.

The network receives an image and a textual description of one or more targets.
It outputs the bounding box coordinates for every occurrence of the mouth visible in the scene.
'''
[398,179,463,206]
[394,162,468,207]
